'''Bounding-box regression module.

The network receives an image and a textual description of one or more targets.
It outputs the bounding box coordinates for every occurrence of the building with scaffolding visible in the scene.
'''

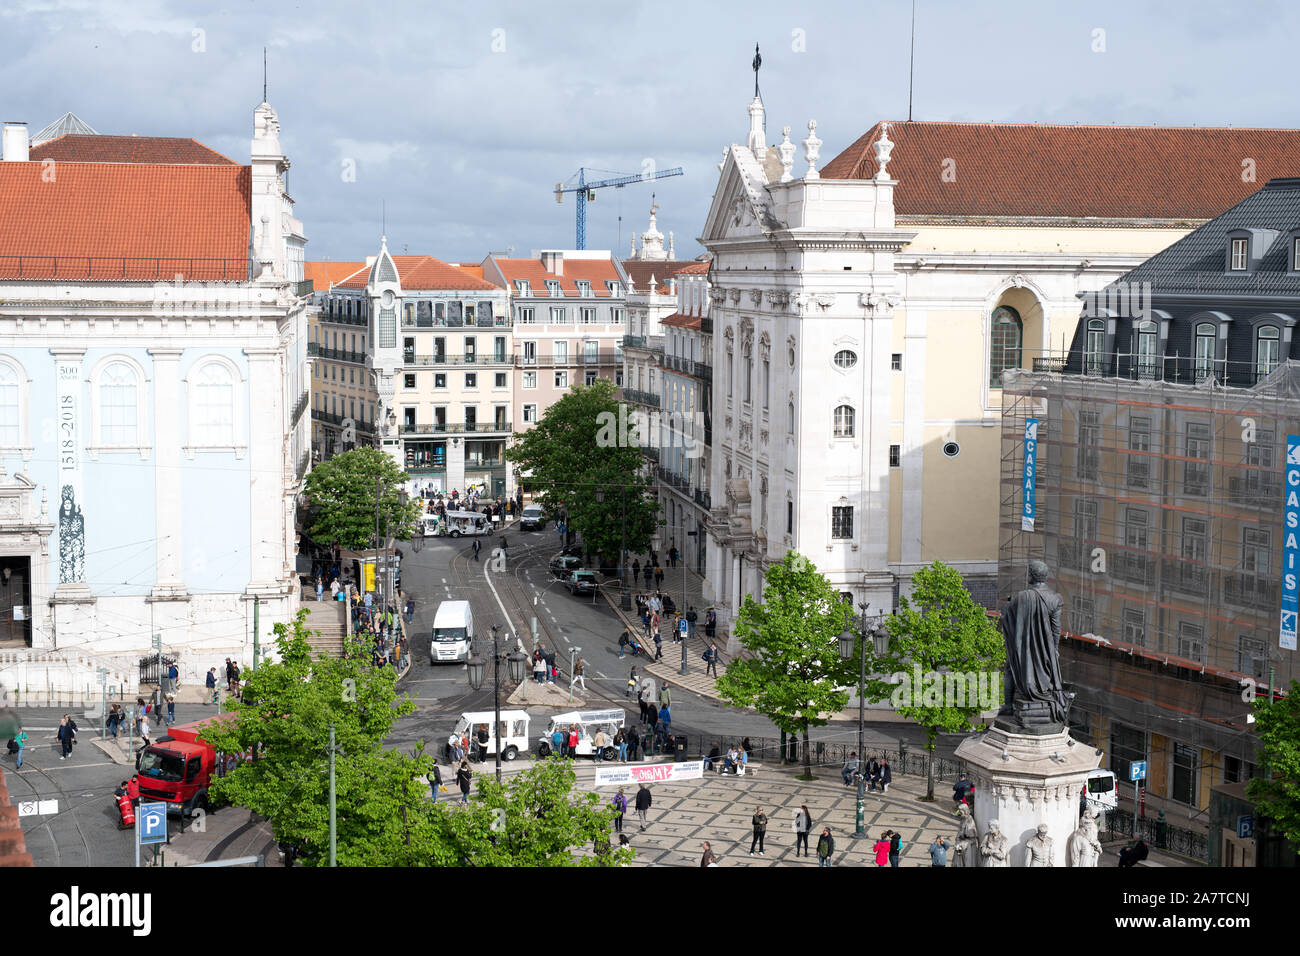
[999,178,1300,825]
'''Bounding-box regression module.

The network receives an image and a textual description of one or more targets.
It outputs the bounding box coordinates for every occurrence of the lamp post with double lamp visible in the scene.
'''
[466,624,529,784]
[838,602,884,838]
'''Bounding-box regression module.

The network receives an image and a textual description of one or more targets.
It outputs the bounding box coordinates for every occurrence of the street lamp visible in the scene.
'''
[839,601,882,839]
[465,624,529,784]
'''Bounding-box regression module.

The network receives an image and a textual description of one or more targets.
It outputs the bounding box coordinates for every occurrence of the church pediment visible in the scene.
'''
[700,148,781,246]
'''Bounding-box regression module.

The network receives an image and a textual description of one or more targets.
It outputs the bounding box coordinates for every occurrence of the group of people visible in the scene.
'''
[531,645,560,684]
[349,591,407,669]
[695,805,835,867]
[840,752,892,792]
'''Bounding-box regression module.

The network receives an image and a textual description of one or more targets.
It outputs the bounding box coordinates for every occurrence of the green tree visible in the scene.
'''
[1247,680,1300,845]
[862,561,1005,800]
[302,446,421,551]
[506,379,657,562]
[427,760,633,866]
[715,551,855,780]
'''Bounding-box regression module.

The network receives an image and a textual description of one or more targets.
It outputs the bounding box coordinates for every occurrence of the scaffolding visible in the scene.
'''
[998,358,1299,812]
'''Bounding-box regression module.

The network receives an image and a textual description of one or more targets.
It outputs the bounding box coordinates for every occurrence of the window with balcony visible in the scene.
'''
[1256,325,1281,380]
[1072,498,1098,548]
[1070,594,1096,635]
[831,505,854,539]
[1084,319,1106,375]
[517,307,535,324]
[1237,635,1268,681]
[555,342,569,364]
[833,404,855,438]
[1243,527,1272,574]
[521,342,537,366]
[1127,416,1151,489]
[1194,323,1216,382]
[1077,410,1101,480]
[1184,422,1211,495]
[494,337,507,363]
[1122,507,1149,581]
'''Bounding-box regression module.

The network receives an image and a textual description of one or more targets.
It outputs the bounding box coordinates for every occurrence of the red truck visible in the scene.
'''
[135,717,231,817]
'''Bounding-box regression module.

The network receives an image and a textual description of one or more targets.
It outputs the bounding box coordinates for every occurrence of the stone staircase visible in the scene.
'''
[302,602,348,658]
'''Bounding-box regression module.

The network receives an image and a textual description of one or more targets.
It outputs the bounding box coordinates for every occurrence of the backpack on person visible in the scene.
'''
[5,738,16,754]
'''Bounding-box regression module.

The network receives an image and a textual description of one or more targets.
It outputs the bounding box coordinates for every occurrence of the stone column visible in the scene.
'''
[148,348,186,597]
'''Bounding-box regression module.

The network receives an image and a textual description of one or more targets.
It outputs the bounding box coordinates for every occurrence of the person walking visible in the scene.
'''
[652,628,662,661]
[700,841,718,867]
[888,830,902,867]
[591,728,607,762]
[871,832,891,867]
[316,577,324,602]
[405,596,415,624]
[550,726,565,759]
[472,539,481,561]
[749,806,768,856]
[428,764,443,802]
[642,563,652,588]
[205,667,218,705]
[658,704,672,737]
[632,559,641,584]
[685,605,697,639]
[658,684,671,710]
[456,760,472,804]
[626,667,638,698]
[612,788,627,833]
[626,725,641,762]
[543,646,557,684]
[816,827,835,868]
[795,805,813,857]
[572,657,587,693]
[634,783,652,830]
[637,685,649,723]
[704,642,719,677]
[929,835,949,867]
[618,629,630,658]
[653,564,664,589]
[646,701,659,731]
[165,693,175,726]
[12,728,27,770]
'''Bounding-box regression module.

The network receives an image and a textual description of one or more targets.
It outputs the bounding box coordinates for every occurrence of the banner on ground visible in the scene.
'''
[594,760,705,788]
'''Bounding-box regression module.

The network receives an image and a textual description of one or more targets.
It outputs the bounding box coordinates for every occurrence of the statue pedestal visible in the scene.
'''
[954,722,1099,866]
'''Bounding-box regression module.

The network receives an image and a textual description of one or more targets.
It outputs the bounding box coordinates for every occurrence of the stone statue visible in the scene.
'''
[1069,810,1103,867]
[980,820,1009,867]
[953,803,978,868]
[1025,822,1054,867]
[998,559,1071,728]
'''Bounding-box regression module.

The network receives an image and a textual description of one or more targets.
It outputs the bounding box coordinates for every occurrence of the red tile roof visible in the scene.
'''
[305,261,366,289]
[336,255,498,292]
[30,134,239,166]
[675,260,711,275]
[0,161,250,280]
[490,256,623,297]
[659,312,703,330]
[620,259,697,293]
[820,121,1300,221]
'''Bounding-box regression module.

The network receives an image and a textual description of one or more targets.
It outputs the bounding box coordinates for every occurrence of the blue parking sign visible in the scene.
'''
[1237,815,1254,839]
[139,802,169,845]
[679,619,688,638]
[1129,761,1147,782]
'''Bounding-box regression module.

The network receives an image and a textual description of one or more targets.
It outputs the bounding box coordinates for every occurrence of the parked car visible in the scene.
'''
[520,504,546,530]
[565,570,598,596]
[550,555,583,579]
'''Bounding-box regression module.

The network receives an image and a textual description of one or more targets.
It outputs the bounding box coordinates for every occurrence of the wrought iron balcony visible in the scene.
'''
[1223,572,1280,610]
[309,343,366,363]
[404,353,512,367]
[399,422,512,435]
[622,388,660,408]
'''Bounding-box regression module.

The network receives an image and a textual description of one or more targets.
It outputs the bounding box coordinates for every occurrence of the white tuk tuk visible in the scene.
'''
[442,509,491,537]
[536,708,626,760]
[454,710,530,761]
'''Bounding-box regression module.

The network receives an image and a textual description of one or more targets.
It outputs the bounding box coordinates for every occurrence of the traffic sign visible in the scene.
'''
[138,802,168,845]
[1129,761,1147,782]
[1237,815,1254,839]
[679,619,688,638]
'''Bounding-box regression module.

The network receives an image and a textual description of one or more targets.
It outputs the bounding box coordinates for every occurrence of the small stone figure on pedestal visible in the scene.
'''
[953,803,978,868]
[1069,811,1103,867]
[998,560,1072,730]
[980,820,1009,867]
[1025,822,1054,867]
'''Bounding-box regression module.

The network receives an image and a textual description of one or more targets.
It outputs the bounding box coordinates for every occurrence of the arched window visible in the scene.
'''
[1135,321,1158,379]
[1194,323,1216,382]
[0,362,20,448]
[833,404,855,438]
[1084,319,1106,375]
[1257,325,1281,381]
[189,360,237,450]
[989,305,1022,386]
[98,361,139,446]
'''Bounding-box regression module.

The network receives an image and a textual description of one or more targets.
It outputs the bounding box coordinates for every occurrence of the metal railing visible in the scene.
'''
[308,343,366,363]
[0,255,250,281]
[402,315,506,329]
[403,353,512,367]
[291,390,310,427]
[295,279,314,297]
[690,738,966,781]
[1222,572,1280,609]
[1106,811,1208,863]
[623,334,646,349]
[622,388,660,408]
[310,409,376,434]
[694,488,711,509]
[399,422,512,435]
[320,311,368,328]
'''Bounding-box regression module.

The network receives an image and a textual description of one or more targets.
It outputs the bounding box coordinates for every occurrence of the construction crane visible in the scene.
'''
[554,166,684,250]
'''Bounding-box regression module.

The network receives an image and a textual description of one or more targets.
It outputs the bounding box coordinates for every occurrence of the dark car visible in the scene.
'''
[550,555,583,579]
[566,570,598,596]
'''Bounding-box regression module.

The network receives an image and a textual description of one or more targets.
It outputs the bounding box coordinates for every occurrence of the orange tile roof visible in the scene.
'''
[305,261,365,288]
[675,260,711,275]
[335,255,499,292]
[659,312,703,330]
[620,259,696,293]
[491,256,622,297]
[0,161,250,280]
[30,134,239,165]
[821,121,1300,221]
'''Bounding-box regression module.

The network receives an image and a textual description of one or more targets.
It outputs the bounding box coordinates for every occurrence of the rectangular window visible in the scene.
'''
[787,500,794,534]
[554,371,568,388]
[494,405,507,429]
[580,307,597,324]
[522,371,537,389]
[585,369,598,386]
[100,375,137,446]
[1070,595,1096,636]
[523,403,537,423]
[546,280,561,297]
[517,307,535,324]
[576,280,592,297]
[514,280,530,295]
[434,373,447,389]
[1109,724,1144,783]
[615,368,624,387]
[494,372,507,389]
[891,353,902,372]
[1127,416,1151,489]
[1243,527,1271,574]
[1230,238,1248,271]
[1120,507,1149,583]
[1184,422,1211,496]
[1177,621,1204,663]
[550,306,567,324]
[403,374,416,389]
[464,373,477,389]
[1223,755,1242,785]
[611,308,625,324]
[607,281,621,296]
[889,444,900,467]
[1077,410,1100,480]
[1171,742,1199,805]
[493,336,507,363]
[1237,635,1267,682]
[1122,606,1146,648]
[831,506,853,539]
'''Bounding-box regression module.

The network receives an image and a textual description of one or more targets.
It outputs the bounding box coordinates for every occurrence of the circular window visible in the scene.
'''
[382,290,394,307]
[942,441,961,458]
[833,349,858,369]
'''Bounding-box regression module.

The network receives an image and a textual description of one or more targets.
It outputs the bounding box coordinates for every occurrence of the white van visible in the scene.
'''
[537,708,626,760]
[455,710,530,761]
[442,510,491,537]
[1085,768,1119,813]
[430,600,473,663]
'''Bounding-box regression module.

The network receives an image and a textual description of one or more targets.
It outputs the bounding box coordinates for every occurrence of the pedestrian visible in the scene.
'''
[637,686,648,723]
[165,693,175,725]
[685,605,697,639]
[880,757,892,793]
[567,724,579,759]
[544,646,557,683]
[551,725,565,758]
[618,629,630,658]
[700,841,718,867]
[704,642,719,677]
[572,657,586,693]
[591,728,607,762]
[654,565,663,588]
[166,660,180,692]
[614,727,628,762]
[668,542,678,568]
[224,658,235,693]
[405,596,415,624]
[866,755,882,791]
[472,539,481,561]
[658,704,672,735]
[229,661,241,699]
[205,667,218,705]
[456,759,472,804]
[646,701,659,730]
[929,835,948,867]
[658,683,671,709]
[953,773,973,807]
[533,651,547,684]
[626,667,637,698]
[316,577,324,602]
[12,728,27,769]
[889,829,902,867]
[634,783,652,830]
[330,577,340,600]
[873,832,891,867]
[795,805,813,857]
[705,607,717,641]
[652,629,662,661]
[106,703,123,738]
[642,564,652,588]
[817,827,835,867]
[428,764,443,801]
[632,559,641,584]
[612,788,627,833]
[750,806,768,856]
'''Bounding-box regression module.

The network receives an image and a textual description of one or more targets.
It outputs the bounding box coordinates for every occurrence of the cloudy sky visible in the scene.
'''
[4,0,1297,263]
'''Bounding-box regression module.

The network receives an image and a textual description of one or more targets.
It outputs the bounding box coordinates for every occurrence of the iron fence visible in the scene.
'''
[139,654,177,685]
[1106,810,1209,863]
[690,736,966,780]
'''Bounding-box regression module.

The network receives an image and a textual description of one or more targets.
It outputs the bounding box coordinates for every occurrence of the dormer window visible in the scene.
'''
[1229,238,1248,271]
[546,279,561,297]
[607,281,621,296]
[576,280,592,297]
[1293,236,1300,272]
[514,280,531,295]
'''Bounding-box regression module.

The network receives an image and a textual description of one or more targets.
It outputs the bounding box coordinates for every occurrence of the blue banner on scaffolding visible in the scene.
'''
[1021,418,1039,532]
[1281,434,1300,651]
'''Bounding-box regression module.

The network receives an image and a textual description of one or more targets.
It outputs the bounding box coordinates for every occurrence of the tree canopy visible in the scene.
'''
[302,446,421,551]
[1247,680,1300,846]
[714,551,855,779]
